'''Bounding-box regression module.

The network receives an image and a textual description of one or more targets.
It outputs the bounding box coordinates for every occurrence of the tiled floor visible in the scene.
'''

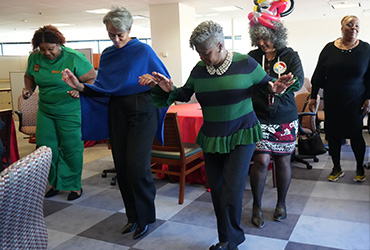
[41,144,370,250]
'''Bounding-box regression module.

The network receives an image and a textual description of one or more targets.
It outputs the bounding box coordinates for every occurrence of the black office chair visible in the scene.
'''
[101,140,117,185]
[292,93,325,169]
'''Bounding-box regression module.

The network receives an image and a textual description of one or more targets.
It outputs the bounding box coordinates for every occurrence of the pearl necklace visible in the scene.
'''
[206,51,233,76]
[339,38,357,53]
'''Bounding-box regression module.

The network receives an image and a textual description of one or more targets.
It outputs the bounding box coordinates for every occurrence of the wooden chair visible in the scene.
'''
[0,109,13,168]
[151,112,205,204]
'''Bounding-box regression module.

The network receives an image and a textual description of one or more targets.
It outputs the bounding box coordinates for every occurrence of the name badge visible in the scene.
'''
[34,64,39,72]
[52,70,60,74]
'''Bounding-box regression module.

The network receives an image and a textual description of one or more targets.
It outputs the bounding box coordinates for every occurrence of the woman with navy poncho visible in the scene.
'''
[62,6,170,240]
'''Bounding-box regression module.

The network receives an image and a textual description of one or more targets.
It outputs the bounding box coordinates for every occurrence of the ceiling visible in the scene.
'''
[1,0,370,43]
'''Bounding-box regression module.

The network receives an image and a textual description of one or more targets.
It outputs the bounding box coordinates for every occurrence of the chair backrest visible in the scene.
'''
[152,112,185,156]
[17,92,38,135]
[295,92,320,133]
[0,146,51,249]
[0,109,13,165]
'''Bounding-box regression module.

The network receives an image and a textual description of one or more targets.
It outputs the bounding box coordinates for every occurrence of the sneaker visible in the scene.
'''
[353,175,366,182]
[328,169,345,182]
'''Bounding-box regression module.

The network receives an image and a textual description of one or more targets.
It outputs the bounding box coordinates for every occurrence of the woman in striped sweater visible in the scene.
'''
[139,21,298,250]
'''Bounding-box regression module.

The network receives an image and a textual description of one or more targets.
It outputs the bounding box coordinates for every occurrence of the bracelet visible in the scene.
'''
[272,89,286,96]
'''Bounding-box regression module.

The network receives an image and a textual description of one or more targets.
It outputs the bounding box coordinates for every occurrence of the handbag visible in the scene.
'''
[298,133,326,156]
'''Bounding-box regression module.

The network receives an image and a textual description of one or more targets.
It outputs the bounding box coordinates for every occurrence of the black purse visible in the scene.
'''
[298,133,326,156]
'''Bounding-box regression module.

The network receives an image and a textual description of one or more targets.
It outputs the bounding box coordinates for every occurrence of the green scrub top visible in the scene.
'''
[26,46,93,115]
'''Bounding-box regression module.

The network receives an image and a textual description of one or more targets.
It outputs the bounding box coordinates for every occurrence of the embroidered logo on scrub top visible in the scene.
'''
[51,70,60,74]
[34,64,39,72]
[273,61,287,75]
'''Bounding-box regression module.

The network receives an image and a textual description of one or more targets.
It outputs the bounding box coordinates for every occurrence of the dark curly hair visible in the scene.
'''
[31,25,66,50]
[249,22,288,50]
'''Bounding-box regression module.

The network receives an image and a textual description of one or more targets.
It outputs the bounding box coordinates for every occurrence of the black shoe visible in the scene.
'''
[273,205,287,221]
[67,188,83,201]
[209,242,229,250]
[133,224,149,240]
[121,222,137,234]
[45,188,59,198]
[251,207,265,228]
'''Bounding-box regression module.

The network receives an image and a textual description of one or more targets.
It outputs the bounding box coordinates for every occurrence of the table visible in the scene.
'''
[167,103,206,185]
[168,103,203,144]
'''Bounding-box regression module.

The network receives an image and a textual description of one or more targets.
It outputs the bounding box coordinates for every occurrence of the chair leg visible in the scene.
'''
[291,154,312,169]
[178,165,186,205]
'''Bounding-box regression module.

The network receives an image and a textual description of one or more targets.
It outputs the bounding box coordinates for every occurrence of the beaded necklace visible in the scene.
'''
[339,38,357,53]
[206,51,233,76]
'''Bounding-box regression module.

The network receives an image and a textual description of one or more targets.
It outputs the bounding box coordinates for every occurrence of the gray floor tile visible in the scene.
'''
[285,241,343,250]
[132,221,217,250]
[289,215,370,249]
[78,213,165,247]
[51,235,129,250]
[169,200,217,229]
[45,204,115,235]
[311,182,370,202]
[302,196,370,223]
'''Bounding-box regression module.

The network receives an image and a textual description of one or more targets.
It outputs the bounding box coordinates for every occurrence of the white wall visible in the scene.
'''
[0,56,28,80]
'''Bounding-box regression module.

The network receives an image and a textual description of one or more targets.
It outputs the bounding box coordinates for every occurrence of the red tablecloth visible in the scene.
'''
[167,103,206,184]
[168,103,203,144]
[10,119,20,163]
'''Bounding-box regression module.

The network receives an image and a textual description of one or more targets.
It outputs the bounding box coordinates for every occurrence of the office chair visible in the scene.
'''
[101,140,117,185]
[14,92,38,143]
[292,92,323,169]
[151,112,205,204]
[0,146,51,249]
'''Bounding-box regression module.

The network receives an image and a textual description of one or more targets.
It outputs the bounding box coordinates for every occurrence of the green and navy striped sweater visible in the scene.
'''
[152,52,276,154]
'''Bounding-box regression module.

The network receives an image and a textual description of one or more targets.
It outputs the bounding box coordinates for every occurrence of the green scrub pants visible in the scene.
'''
[36,108,84,191]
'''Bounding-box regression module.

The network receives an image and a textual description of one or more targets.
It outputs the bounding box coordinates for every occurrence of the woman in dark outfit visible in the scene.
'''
[309,15,370,183]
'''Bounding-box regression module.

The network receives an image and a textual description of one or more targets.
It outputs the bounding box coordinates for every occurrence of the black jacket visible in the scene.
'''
[248,47,304,124]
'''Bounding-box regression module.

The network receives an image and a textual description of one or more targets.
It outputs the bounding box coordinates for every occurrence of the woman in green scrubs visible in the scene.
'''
[23,25,96,200]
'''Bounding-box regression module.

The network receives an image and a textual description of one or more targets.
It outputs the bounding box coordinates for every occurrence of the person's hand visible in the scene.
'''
[22,88,33,99]
[138,74,157,88]
[139,72,174,93]
[308,98,317,112]
[67,89,80,99]
[361,99,370,114]
[62,68,84,92]
[269,72,294,94]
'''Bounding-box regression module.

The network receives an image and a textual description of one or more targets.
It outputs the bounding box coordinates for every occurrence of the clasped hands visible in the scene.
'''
[61,68,84,99]
[139,72,174,93]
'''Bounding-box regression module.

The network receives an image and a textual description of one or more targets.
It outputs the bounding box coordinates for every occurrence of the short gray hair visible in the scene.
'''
[189,20,224,50]
[249,22,288,50]
[103,6,133,32]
